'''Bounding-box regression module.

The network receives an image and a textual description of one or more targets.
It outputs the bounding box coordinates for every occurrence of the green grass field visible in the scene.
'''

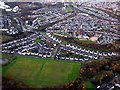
[74,38,95,43]
[73,4,77,7]
[40,17,46,20]
[62,41,67,45]
[79,40,95,43]
[85,81,96,89]
[24,25,28,30]
[2,55,82,88]
[65,8,73,13]
[2,35,13,43]
[35,39,41,43]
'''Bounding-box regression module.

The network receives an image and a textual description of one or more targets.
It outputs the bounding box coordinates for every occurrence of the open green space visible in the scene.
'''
[2,35,13,43]
[35,39,41,43]
[24,25,29,30]
[85,81,96,89]
[118,60,120,65]
[53,34,111,53]
[64,33,69,37]
[44,32,46,35]
[74,38,95,44]
[73,4,77,7]
[40,17,46,20]
[65,8,73,13]
[79,40,95,43]
[62,41,67,45]
[2,54,82,88]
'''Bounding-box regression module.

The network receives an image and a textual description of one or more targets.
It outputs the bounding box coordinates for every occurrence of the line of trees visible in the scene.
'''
[2,76,30,88]
[2,56,17,66]
[53,34,117,52]
[64,56,120,89]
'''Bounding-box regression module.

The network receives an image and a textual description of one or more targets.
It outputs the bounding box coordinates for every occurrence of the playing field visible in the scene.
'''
[79,40,95,43]
[2,55,82,88]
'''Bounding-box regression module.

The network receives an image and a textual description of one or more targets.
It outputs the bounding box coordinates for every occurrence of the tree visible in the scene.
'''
[8,76,13,80]
[113,64,120,73]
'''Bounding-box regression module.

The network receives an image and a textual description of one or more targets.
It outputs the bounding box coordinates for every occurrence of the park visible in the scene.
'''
[2,54,82,88]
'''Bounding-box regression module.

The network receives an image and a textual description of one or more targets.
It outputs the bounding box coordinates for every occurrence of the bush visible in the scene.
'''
[91,71,114,85]
[13,56,17,60]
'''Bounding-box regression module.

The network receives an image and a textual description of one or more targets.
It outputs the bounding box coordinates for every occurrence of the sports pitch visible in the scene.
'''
[2,55,82,88]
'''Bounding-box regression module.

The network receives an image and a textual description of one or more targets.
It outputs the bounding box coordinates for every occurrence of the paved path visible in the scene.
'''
[52,44,60,59]
[99,75,120,89]
[51,42,66,59]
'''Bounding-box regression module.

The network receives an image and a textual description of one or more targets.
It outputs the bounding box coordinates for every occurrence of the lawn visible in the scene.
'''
[74,38,95,44]
[79,40,94,43]
[85,81,96,89]
[73,4,77,7]
[2,35,13,43]
[24,25,29,30]
[62,41,67,45]
[44,32,46,35]
[65,8,73,13]
[40,17,46,20]
[35,39,41,43]
[2,55,82,88]
[118,60,120,64]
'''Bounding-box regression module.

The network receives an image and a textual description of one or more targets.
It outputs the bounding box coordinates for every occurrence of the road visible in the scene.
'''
[71,4,117,22]
[52,44,60,59]
[19,18,26,31]
[2,53,83,63]
[52,43,66,59]
[99,75,120,90]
